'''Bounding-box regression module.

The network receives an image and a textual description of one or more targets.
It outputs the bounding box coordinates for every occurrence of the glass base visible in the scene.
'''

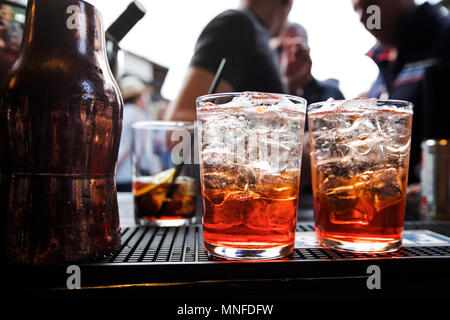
[204,241,294,260]
[135,217,193,227]
[316,234,402,253]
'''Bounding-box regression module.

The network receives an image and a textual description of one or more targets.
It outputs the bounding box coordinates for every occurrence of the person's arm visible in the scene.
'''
[164,66,233,121]
[165,10,253,121]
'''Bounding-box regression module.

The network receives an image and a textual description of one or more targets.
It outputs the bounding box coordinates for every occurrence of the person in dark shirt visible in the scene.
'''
[273,22,345,104]
[352,0,450,183]
[165,0,293,121]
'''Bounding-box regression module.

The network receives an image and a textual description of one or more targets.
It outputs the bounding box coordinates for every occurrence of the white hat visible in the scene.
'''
[119,76,151,100]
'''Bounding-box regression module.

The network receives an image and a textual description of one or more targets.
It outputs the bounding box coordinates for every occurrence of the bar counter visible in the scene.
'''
[2,191,449,304]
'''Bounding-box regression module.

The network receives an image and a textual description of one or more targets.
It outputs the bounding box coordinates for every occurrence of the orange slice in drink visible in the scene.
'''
[133,168,176,197]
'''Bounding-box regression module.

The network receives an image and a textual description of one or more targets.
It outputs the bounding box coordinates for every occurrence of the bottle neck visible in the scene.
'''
[18,0,107,64]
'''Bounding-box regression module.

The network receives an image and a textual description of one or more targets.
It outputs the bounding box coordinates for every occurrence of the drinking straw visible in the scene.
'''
[208,58,227,95]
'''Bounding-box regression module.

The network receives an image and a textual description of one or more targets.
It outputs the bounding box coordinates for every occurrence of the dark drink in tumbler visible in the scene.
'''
[133,174,196,222]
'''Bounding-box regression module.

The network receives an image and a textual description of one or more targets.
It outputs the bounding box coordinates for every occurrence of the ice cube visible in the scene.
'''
[337,110,379,142]
[245,173,298,231]
[338,98,377,111]
[320,176,360,212]
[202,191,244,229]
[347,136,377,155]
[202,126,224,147]
[325,188,373,225]
[251,160,271,172]
[383,112,412,166]
[231,166,256,188]
[202,165,255,205]
[346,138,385,177]
[202,148,234,166]
[231,92,292,111]
[352,114,378,136]
[312,131,342,159]
[245,196,296,231]
[315,157,352,179]
[309,114,337,133]
[250,171,298,199]
[366,168,404,211]
[236,166,256,189]
[319,175,372,225]
[202,172,235,191]
[330,206,370,225]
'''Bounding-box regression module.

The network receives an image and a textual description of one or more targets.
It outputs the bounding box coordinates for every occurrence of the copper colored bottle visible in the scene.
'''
[0,0,122,264]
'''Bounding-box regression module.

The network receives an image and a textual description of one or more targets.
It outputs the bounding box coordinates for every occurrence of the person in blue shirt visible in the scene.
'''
[352,0,450,183]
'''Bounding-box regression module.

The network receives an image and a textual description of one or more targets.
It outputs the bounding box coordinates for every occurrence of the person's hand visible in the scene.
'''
[279,37,312,94]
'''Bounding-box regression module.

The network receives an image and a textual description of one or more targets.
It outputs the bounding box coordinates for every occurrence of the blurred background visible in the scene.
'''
[3,0,448,103]
[83,0,446,101]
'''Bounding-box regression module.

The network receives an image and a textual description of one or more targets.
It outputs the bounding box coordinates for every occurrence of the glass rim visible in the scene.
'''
[196,91,307,108]
[131,120,195,131]
[307,99,414,115]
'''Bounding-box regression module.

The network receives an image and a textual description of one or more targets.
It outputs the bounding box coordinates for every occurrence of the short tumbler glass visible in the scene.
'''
[131,121,197,227]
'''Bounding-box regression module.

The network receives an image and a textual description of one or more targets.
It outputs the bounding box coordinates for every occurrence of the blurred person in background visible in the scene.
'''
[165,0,294,121]
[273,22,345,104]
[353,0,450,184]
[116,76,152,191]
[272,22,345,191]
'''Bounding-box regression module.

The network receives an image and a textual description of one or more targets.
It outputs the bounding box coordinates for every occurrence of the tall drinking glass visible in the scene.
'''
[308,99,413,252]
[197,92,307,260]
